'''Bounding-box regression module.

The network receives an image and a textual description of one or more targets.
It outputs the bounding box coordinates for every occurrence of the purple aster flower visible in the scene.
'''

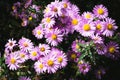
[68,51,81,62]
[68,4,80,15]
[18,37,34,52]
[30,5,40,12]
[5,38,17,50]
[32,24,44,39]
[29,47,40,61]
[78,62,91,75]
[42,17,55,28]
[70,14,81,32]
[95,67,106,80]
[90,34,103,44]
[81,12,94,21]
[102,18,118,37]
[44,53,59,73]
[18,50,29,63]
[79,20,96,37]
[45,28,63,46]
[105,42,119,59]
[93,4,108,19]
[60,0,71,10]
[34,59,47,74]
[44,0,62,17]
[94,20,105,35]
[50,48,67,68]
[95,43,107,55]
[18,76,31,80]
[38,43,50,56]
[5,51,22,70]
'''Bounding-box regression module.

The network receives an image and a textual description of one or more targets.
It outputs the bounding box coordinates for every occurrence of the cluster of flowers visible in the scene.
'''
[5,37,67,74]
[12,0,41,26]
[3,0,120,79]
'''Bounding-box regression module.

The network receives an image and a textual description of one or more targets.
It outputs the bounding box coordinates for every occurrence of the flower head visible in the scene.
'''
[93,4,108,19]
[45,28,63,46]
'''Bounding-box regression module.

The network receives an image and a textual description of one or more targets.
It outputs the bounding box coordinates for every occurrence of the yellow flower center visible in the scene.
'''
[37,30,41,35]
[85,13,91,19]
[20,53,25,58]
[107,24,113,30]
[28,16,32,21]
[58,57,63,63]
[12,6,15,10]
[39,64,44,69]
[83,24,90,31]
[71,53,77,59]
[53,8,58,12]
[63,3,68,8]
[45,8,49,13]
[51,34,57,40]
[109,46,115,53]
[46,18,51,23]
[72,19,78,26]
[96,24,102,30]
[97,8,104,15]
[40,47,45,52]
[23,42,28,47]
[97,70,101,74]
[32,51,37,56]
[10,58,16,64]
[76,44,80,49]
[47,60,54,66]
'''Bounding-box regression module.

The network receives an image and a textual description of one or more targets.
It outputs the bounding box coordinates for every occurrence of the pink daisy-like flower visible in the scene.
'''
[44,0,62,17]
[95,43,107,55]
[50,48,67,68]
[93,4,108,19]
[69,4,80,15]
[45,28,63,46]
[18,50,29,63]
[32,24,44,39]
[60,0,71,10]
[18,76,31,80]
[94,67,106,80]
[42,17,55,28]
[34,59,47,74]
[102,18,118,37]
[79,20,96,37]
[94,20,105,35]
[5,38,17,50]
[38,44,50,56]
[29,47,40,61]
[18,37,34,52]
[70,14,81,32]
[90,34,103,44]
[5,51,22,70]
[78,62,91,75]
[44,53,59,73]
[71,40,85,52]
[81,12,94,21]
[68,51,81,62]
[105,42,119,59]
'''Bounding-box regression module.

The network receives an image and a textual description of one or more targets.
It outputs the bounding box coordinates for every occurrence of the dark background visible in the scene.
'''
[0,0,120,80]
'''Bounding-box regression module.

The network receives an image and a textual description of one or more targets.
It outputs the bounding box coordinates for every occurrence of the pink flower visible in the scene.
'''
[93,4,108,19]
[5,38,17,50]
[45,28,63,46]
[5,51,22,70]
[34,59,47,74]
[18,37,34,52]
[32,24,44,39]
[38,44,50,56]
[102,18,118,37]
[79,20,96,37]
